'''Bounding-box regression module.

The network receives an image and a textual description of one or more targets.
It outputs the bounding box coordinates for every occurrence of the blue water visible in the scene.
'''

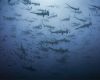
[0,0,100,79]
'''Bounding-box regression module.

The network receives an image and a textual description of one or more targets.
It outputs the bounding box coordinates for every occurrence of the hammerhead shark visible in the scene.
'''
[57,38,70,43]
[31,10,49,17]
[66,3,79,11]
[74,16,87,22]
[8,0,19,5]
[61,16,70,21]
[76,22,92,29]
[43,24,55,29]
[49,47,69,53]
[50,29,69,35]
[90,4,100,10]
[22,66,36,71]
[40,40,59,45]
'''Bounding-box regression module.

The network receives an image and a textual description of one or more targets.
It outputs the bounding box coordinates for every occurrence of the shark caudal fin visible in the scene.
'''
[47,11,49,16]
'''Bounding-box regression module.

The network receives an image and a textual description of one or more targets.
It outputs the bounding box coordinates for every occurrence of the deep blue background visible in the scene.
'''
[0,0,100,79]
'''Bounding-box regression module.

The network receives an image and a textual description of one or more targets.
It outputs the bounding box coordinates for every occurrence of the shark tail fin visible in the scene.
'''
[47,11,49,16]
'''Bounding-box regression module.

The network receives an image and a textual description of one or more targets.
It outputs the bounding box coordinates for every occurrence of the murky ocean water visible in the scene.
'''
[0,0,100,79]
